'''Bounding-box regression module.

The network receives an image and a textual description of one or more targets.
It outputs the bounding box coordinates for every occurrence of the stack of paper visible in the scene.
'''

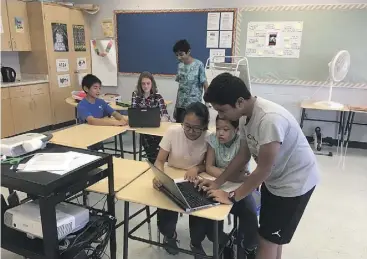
[19,151,100,175]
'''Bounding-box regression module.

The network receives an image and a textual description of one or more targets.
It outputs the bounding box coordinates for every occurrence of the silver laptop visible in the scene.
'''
[148,161,220,212]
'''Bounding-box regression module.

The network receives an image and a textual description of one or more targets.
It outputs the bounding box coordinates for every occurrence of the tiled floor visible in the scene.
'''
[2,134,367,259]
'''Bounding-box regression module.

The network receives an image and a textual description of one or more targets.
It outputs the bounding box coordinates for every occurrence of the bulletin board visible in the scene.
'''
[115,9,236,75]
[236,4,367,88]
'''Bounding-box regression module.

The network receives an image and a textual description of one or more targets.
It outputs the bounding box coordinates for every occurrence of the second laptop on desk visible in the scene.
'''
[128,107,160,128]
[148,161,219,212]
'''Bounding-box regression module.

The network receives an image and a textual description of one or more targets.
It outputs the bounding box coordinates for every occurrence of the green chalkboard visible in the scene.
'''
[238,6,367,87]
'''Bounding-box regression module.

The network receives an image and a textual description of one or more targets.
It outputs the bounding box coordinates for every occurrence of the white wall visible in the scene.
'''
[58,0,367,141]
[1,52,21,76]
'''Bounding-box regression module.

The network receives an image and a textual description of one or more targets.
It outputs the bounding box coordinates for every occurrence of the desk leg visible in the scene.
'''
[132,131,137,160]
[39,198,59,259]
[107,157,117,259]
[340,111,347,146]
[119,133,124,158]
[300,108,306,128]
[213,220,219,259]
[139,134,143,161]
[345,112,355,147]
[123,201,130,259]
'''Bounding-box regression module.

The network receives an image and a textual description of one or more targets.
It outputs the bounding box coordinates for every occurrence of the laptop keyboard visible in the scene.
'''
[176,181,217,208]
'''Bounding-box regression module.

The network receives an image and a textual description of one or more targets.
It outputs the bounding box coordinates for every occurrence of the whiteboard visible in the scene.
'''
[90,39,118,87]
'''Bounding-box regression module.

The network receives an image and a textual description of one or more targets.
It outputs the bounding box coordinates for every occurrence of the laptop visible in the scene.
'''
[128,107,160,128]
[148,161,220,212]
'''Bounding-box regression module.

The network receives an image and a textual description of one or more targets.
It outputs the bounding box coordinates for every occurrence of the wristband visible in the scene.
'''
[228,191,237,204]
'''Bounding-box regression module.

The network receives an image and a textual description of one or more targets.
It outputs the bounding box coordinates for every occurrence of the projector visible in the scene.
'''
[4,201,89,240]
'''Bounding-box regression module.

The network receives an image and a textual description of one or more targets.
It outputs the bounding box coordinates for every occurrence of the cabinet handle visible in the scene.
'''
[29,100,33,110]
[13,40,17,49]
[8,40,12,49]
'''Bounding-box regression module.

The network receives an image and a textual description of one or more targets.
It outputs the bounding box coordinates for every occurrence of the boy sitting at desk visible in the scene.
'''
[77,74,128,126]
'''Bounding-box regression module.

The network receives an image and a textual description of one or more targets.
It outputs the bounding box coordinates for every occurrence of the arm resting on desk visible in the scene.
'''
[112,111,128,124]
[86,115,126,126]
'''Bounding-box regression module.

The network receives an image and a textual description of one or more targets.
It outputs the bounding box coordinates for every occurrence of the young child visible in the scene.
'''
[205,116,258,259]
[77,74,128,126]
[131,71,170,162]
[152,102,210,258]
[173,39,208,123]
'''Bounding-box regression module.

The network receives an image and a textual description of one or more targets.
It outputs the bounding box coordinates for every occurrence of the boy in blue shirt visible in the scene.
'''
[77,74,128,126]
[173,39,208,123]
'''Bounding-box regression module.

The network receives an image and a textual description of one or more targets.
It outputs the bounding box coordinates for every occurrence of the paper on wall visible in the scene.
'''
[57,74,70,88]
[219,31,232,48]
[207,12,220,30]
[209,49,225,63]
[56,59,69,72]
[220,12,234,30]
[206,31,219,48]
[14,17,24,33]
[245,21,303,58]
[76,57,87,70]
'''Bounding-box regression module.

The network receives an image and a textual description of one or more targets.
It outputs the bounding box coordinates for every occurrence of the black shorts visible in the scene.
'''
[259,184,315,245]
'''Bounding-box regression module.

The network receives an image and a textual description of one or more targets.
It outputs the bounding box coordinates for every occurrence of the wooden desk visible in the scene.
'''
[130,122,178,137]
[50,124,127,151]
[300,100,350,112]
[116,166,232,220]
[116,166,232,259]
[87,158,149,194]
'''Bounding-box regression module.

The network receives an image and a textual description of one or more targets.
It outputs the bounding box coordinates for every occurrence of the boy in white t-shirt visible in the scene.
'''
[199,73,319,259]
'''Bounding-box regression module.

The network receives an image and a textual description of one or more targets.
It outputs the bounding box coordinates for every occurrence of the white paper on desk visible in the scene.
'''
[220,12,234,30]
[207,12,220,30]
[21,153,75,172]
[219,31,232,48]
[206,31,219,48]
[51,151,100,175]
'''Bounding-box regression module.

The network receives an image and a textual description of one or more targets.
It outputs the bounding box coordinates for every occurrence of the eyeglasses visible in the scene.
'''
[182,123,204,134]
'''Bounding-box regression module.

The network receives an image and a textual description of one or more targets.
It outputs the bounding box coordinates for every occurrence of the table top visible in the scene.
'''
[50,123,128,149]
[300,100,350,111]
[130,122,178,136]
[1,143,111,196]
[87,158,150,194]
[66,97,173,111]
[116,166,233,221]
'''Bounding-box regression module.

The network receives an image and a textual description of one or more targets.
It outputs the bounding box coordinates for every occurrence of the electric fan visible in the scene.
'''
[316,50,350,109]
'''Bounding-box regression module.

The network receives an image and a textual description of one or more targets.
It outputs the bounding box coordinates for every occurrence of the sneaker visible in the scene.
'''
[190,243,207,259]
[163,233,179,255]
[245,247,257,259]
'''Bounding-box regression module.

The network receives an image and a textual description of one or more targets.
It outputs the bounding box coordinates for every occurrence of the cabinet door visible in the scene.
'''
[32,93,52,129]
[11,96,34,134]
[7,0,32,51]
[1,99,15,138]
[1,0,12,51]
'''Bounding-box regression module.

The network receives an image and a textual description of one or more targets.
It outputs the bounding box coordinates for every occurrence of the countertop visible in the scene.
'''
[1,74,49,87]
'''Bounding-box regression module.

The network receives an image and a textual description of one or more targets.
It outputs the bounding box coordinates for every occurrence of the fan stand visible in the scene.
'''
[315,81,344,109]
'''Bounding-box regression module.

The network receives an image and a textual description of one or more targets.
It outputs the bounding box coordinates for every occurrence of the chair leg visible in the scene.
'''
[145,206,152,242]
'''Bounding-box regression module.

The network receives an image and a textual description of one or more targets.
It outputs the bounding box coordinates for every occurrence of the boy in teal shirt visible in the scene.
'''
[173,39,208,122]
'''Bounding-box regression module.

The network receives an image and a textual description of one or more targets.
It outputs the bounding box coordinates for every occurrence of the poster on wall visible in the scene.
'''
[52,23,69,52]
[56,59,69,72]
[76,57,87,70]
[57,74,70,88]
[245,21,303,58]
[101,19,114,38]
[73,25,86,51]
[78,72,88,86]
[15,17,24,33]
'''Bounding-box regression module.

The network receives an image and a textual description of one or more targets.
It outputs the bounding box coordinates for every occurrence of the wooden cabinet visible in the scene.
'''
[0,0,31,51]
[1,0,12,51]
[1,83,53,136]
[1,88,15,138]
[10,95,34,134]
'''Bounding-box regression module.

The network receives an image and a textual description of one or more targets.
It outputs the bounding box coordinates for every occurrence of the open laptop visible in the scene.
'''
[128,107,160,128]
[148,161,220,213]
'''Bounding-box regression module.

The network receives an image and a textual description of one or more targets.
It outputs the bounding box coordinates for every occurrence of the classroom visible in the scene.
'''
[1,0,366,259]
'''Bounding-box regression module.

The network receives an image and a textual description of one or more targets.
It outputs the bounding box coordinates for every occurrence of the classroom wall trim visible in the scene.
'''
[239,3,367,12]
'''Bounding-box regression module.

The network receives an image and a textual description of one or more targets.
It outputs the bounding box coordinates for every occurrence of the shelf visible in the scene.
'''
[2,224,45,259]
